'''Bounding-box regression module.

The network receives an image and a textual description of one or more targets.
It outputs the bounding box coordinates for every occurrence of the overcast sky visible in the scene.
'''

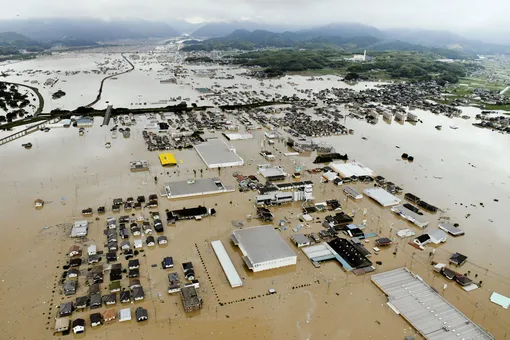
[1,0,509,33]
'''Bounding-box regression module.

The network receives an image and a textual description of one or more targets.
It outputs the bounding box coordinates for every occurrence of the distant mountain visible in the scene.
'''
[0,31,48,55]
[192,21,302,38]
[181,29,473,59]
[301,22,384,39]
[384,28,466,46]
[0,18,180,42]
[0,31,37,44]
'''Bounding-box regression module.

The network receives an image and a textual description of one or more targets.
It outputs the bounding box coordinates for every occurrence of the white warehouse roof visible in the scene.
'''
[211,240,243,288]
[372,268,494,340]
[231,226,296,271]
[364,187,401,207]
[329,162,375,178]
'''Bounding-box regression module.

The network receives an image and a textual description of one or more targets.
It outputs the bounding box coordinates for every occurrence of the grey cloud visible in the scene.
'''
[1,0,509,34]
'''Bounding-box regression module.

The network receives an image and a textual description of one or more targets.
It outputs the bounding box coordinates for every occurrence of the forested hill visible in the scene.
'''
[181,29,471,59]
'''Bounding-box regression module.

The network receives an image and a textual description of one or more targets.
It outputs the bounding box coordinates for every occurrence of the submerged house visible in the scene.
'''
[135,307,148,322]
[75,296,88,310]
[180,286,202,312]
[59,302,73,317]
[63,280,77,296]
[72,318,85,334]
[54,317,70,333]
[90,313,103,327]
[120,290,131,303]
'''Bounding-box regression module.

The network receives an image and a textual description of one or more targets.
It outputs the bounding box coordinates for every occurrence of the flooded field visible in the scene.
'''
[0,47,509,340]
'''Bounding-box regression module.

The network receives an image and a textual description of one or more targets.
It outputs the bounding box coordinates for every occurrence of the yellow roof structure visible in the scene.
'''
[159,153,177,166]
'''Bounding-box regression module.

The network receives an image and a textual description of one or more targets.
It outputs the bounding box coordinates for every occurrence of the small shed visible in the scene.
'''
[72,318,85,334]
[119,308,132,322]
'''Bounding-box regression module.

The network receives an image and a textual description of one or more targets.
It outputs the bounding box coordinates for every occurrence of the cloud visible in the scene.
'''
[1,0,509,34]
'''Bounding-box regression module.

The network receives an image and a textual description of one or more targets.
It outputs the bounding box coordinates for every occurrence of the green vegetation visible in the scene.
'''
[0,32,47,56]
[231,49,347,76]
[184,56,214,63]
[229,49,480,83]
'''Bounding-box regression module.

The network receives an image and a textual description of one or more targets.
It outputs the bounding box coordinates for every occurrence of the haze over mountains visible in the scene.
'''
[0,18,509,55]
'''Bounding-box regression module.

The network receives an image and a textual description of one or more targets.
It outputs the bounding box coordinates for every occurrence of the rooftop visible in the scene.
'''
[158,153,177,166]
[231,226,296,265]
[164,177,233,199]
[372,268,494,340]
[364,187,401,207]
[194,138,244,169]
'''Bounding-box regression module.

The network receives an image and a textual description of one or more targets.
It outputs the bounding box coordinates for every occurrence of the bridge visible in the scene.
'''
[0,118,59,146]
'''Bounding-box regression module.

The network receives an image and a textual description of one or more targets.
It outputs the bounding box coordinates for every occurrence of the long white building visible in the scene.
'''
[231,226,296,272]
[211,240,243,288]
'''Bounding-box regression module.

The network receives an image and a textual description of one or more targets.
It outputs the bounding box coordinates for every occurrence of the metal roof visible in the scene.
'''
[194,138,244,168]
[371,268,494,340]
[232,226,296,265]
[211,240,243,288]
[164,177,233,199]
[364,187,401,207]
[301,243,335,261]
[158,153,177,166]
[391,204,429,228]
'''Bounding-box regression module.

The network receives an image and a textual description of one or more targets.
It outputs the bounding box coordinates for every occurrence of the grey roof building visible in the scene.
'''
[372,268,494,340]
[231,226,296,272]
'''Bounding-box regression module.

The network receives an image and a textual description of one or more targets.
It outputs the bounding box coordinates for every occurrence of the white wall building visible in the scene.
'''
[231,226,296,272]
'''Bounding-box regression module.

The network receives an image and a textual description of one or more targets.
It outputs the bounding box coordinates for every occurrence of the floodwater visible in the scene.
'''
[0,49,509,340]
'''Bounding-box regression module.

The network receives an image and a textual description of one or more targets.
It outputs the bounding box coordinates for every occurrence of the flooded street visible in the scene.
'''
[0,48,509,340]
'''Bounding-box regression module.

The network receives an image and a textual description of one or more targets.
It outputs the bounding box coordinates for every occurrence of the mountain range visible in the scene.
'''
[0,18,509,55]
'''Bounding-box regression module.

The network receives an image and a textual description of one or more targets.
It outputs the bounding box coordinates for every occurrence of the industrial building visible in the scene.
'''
[231,226,297,272]
[211,240,243,288]
[194,138,244,168]
[258,166,287,181]
[372,268,494,340]
[163,177,234,199]
[223,133,254,141]
[329,162,375,178]
[363,187,401,207]
[391,205,429,228]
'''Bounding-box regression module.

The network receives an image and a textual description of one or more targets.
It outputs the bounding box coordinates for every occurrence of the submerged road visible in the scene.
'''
[85,53,135,108]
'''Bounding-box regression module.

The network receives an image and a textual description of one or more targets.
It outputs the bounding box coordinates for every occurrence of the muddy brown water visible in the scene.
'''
[1,51,509,339]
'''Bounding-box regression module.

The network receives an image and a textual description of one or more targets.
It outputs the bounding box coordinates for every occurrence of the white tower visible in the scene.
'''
[363,50,367,61]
